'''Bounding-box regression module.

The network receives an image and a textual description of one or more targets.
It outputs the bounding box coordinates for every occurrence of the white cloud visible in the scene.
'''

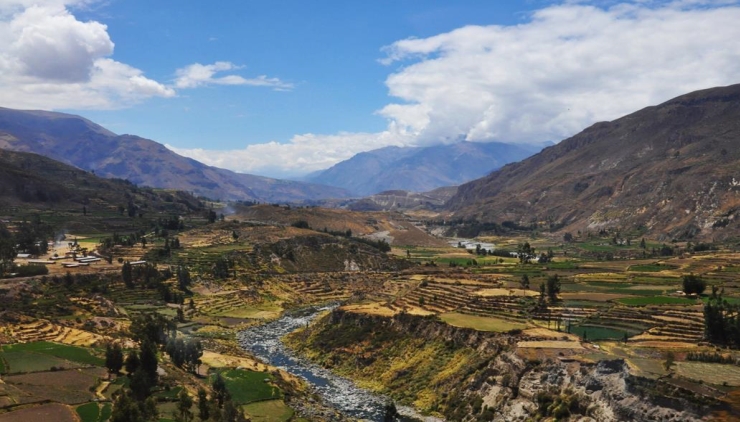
[0,1,175,109]
[378,1,740,146]
[174,61,293,91]
[167,130,410,178]
[0,1,287,109]
[176,1,740,177]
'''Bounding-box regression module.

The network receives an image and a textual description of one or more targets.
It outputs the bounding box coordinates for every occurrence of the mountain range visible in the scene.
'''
[0,107,349,203]
[447,83,740,240]
[306,141,540,196]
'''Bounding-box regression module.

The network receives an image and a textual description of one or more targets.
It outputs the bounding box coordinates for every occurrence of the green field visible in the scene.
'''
[570,325,630,341]
[628,263,670,272]
[76,402,100,422]
[440,312,527,332]
[0,350,78,373]
[216,369,281,404]
[243,400,295,422]
[1,341,104,366]
[616,296,699,306]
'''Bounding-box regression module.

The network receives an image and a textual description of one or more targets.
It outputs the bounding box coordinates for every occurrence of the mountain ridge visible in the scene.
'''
[446,83,740,240]
[0,107,350,203]
[307,141,539,196]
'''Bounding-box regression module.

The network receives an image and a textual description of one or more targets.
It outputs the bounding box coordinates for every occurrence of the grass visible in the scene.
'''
[217,303,282,319]
[215,369,281,404]
[100,403,112,422]
[243,400,295,422]
[616,296,699,306]
[1,341,104,366]
[0,350,75,373]
[439,312,527,332]
[677,362,740,386]
[569,325,630,341]
[628,263,670,272]
[76,402,100,422]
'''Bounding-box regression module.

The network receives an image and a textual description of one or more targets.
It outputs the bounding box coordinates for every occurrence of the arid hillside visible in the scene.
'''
[448,84,740,240]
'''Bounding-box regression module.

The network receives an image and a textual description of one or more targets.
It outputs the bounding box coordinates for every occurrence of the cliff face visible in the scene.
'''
[288,309,722,421]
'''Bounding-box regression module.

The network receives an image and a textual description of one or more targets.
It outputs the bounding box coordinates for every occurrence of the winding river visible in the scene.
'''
[236,305,442,422]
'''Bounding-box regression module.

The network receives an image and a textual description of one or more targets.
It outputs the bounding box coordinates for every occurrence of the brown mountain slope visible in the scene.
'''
[0,107,349,202]
[447,84,740,240]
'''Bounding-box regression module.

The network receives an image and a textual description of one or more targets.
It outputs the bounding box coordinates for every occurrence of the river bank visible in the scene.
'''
[236,305,441,422]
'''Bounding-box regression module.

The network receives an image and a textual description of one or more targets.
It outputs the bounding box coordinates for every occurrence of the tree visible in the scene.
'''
[212,373,230,407]
[197,388,210,421]
[176,390,193,422]
[663,351,676,373]
[139,341,159,383]
[125,350,140,375]
[520,274,530,294]
[682,273,706,295]
[563,232,574,243]
[177,266,192,292]
[106,343,124,374]
[546,274,561,302]
[122,261,133,288]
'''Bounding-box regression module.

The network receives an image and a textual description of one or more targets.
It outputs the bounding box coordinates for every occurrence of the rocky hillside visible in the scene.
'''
[308,141,538,196]
[0,107,349,202]
[288,309,726,421]
[447,84,740,240]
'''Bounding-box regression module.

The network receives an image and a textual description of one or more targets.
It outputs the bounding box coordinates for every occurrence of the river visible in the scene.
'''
[236,305,443,422]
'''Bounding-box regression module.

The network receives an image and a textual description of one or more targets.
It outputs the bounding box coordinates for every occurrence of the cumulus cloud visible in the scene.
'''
[0,1,174,109]
[378,1,740,146]
[175,61,293,91]
[175,1,740,177]
[167,130,411,178]
[0,1,287,109]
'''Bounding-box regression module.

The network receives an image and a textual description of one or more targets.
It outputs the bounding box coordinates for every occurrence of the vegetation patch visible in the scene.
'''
[75,402,100,422]
[440,312,527,332]
[0,350,77,373]
[569,325,631,341]
[616,296,698,306]
[214,369,281,404]
[1,341,104,367]
[243,399,295,422]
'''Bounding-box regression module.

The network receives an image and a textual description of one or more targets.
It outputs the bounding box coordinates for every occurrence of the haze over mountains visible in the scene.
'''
[448,83,740,240]
[307,141,540,196]
[0,107,349,203]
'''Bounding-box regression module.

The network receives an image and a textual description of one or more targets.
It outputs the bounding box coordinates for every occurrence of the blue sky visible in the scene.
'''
[1,0,740,178]
[75,1,531,146]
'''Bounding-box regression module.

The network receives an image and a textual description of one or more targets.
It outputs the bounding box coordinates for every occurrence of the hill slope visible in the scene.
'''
[308,141,538,196]
[0,108,349,202]
[447,84,740,240]
[0,148,205,231]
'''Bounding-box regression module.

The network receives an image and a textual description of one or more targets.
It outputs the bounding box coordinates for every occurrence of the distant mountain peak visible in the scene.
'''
[308,141,540,196]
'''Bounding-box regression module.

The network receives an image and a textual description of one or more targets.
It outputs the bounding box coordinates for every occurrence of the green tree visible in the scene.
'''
[106,343,124,374]
[546,274,561,302]
[122,261,133,288]
[663,351,676,373]
[212,373,229,407]
[520,274,530,294]
[176,390,194,422]
[125,350,140,375]
[383,401,399,422]
[197,388,210,421]
[682,273,706,295]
